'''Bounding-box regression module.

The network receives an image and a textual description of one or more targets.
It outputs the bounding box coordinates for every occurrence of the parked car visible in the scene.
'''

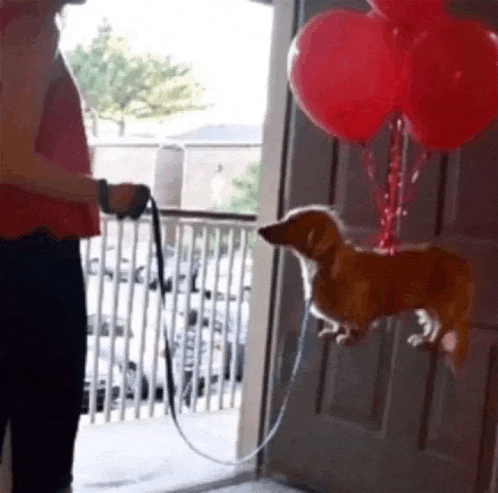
[82,356,122,413]
[179,292,250,382]
[171,311,225,405]
[85,244,200,292]
[225,300,250,382]
[86,326,223,405]
[85,291,225,405]
[141,246,201,294]
[86,322,162,402]
[203,253,253,302]
[85,246,137,283]
[87,314,128,337]
[152,295,226,404]
[84,244,245,299]
[83,246,251,406]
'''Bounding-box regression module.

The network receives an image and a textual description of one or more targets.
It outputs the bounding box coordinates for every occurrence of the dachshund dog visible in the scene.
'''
[258,206,474,371]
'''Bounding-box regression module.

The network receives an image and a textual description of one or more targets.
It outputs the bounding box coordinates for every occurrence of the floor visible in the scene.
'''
[73,408,240,492]
[0,406,305,493]
[207,480,304,492]
[71,406,305,493]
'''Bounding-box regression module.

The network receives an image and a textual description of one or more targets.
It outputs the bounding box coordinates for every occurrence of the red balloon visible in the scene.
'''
[368,1,449,52]
[369,0,446,24]
[399,18,498,150]
[288,11,402,144]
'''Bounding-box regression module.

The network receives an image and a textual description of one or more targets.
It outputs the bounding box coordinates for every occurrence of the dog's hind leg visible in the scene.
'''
[439,315,470,372]
[407,308,441,349]
[441,280,473,371]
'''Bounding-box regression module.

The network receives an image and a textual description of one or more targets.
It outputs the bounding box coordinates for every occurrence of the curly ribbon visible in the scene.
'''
[362,116,431,254]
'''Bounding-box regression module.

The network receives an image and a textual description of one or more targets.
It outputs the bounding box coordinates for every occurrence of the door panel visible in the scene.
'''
[260,0,498,492]
[437,237,498,326]
[400,139,443,243]
[335,133,444,245]
[334,126,391,231]
[318,320,406,435]
[443,126,498,240]
[267,323,496,493]
[438,124,498,324]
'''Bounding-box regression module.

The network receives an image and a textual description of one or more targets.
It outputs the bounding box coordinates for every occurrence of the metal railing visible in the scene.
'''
[80,208,257,425]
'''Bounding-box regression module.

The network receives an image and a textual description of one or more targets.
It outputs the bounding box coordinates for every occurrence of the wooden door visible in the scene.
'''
[251,1,498,492]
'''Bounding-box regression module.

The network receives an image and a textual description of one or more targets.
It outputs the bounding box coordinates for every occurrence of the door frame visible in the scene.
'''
[235,0,299,477]
[237,0,370,478]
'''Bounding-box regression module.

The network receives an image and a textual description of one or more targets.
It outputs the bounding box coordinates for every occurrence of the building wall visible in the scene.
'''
[91,142,262,212]
[91,144,158,195]
[89,142,261,249]
[181,144,262,211]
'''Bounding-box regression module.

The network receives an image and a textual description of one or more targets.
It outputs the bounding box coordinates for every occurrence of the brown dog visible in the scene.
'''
[258,206,474,371]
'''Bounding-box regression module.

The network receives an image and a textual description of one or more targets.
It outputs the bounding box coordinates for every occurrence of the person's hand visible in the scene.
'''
[108,184,136,216]
[106,183,150,219]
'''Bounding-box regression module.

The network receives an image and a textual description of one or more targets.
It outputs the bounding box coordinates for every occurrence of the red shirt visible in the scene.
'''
[0,55,101,240]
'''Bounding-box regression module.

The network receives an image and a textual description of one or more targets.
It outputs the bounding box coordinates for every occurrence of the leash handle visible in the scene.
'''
[97,179,150,220]
[150,196,311,465]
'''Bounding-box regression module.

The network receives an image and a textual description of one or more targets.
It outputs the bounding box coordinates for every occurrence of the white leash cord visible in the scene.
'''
[150,197,311,465]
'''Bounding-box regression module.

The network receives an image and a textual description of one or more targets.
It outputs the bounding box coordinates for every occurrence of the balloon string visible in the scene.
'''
[361,119,431,254]
[403,149,432,208]
[361,116,403,254]
[377,116,404,254]
[361,148,389,228]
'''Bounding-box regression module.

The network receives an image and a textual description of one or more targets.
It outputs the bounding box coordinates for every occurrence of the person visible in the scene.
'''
[0,1,150,491]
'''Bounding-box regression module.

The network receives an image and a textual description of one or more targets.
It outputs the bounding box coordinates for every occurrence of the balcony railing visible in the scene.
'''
[80,208,257,425]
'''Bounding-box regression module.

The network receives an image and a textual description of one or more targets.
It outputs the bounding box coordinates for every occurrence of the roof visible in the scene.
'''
[167,124,263,144]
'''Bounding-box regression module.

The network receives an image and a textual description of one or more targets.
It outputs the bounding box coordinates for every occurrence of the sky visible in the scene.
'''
[58,0,274,129]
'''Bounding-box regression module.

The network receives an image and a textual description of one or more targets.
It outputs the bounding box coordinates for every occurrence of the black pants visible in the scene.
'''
[0,233,87,493]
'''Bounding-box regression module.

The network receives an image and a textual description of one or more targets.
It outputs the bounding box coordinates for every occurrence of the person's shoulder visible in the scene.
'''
[48,52,67,81]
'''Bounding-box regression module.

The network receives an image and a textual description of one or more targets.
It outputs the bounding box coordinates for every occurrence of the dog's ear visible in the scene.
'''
[307,219,340,259]
[258,209,342,259]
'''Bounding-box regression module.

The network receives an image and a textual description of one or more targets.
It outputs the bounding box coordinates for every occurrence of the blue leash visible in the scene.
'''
[149,196,312,465]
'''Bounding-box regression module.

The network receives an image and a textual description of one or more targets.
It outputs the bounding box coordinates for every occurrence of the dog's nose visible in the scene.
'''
[258,226,270,238]
[258,225,279,245]
[258,224,286,245]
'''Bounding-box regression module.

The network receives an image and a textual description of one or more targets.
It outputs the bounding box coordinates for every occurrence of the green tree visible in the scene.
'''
[67,19,205,137]
[218,161,262,214]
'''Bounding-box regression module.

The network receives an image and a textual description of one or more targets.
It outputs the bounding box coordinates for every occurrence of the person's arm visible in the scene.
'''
[1,12,100,203]
[0,8,146,215]
[1,113,100,204]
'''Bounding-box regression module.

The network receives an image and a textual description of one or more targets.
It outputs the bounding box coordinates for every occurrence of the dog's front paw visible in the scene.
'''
[407,334,434,350]
[318,325,341,338]
[335,333,351,345]
[336,333,361,346]
[407,334,424,347]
